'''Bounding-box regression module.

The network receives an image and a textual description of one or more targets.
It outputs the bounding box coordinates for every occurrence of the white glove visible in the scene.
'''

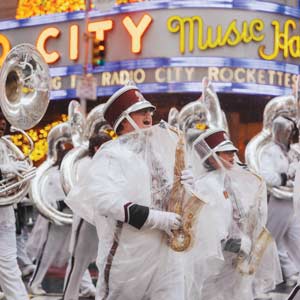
[287,161,299,180]
[240,235,252,257]
[144,209,182,237]
[0,161,28,176]
[180,168,194,191]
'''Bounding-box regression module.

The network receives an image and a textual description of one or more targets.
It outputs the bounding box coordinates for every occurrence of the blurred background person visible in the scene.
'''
[0,115,30,300]
[63,132,112,300]
[260,115,300,287]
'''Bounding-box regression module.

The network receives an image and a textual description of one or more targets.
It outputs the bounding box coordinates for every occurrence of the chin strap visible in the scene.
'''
[124,113,140,131]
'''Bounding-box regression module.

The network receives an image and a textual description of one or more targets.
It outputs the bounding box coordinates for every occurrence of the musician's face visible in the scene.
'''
[0,119,6,137]
[120,108,153,134]
[217,151,235,169]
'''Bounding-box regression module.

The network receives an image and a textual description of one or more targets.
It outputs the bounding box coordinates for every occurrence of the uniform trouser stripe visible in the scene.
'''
[29,222,51,286]
[62,219,84,299]
[102,221,123,300]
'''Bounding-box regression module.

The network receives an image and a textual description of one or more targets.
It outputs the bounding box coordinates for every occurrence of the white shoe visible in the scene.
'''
[254,292,272,300]
[21,264,35,277]
[0,291,5,300]
[28,284,46,295]
[79,287,96,298]
[285,274,299,287]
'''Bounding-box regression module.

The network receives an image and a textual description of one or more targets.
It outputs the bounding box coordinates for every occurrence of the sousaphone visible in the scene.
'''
[0,43,50,205]
[245,95,296,200]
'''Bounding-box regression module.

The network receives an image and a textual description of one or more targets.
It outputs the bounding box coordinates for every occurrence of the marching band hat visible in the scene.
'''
[194,128,238,154]
[103,85,156,132]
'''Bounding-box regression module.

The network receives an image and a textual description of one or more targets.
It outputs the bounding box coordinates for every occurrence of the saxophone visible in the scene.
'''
[235,174,273,275]
[237,226,273,275]
[168,131,205,252]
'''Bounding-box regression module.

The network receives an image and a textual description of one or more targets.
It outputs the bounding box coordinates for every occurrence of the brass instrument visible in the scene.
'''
[202,77,229,132]
[177,77,228,150]
[168,131,205,252]
[167,107,179,128]
[243,94,296,274]
[245,95,296,200]
[60,103,109,195]
[30,122,73,225]
[0,43,50,206]
[30,100,85,225]
[237,227,273,275]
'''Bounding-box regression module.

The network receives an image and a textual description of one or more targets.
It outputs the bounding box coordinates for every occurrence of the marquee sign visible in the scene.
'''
[1,2,300,98]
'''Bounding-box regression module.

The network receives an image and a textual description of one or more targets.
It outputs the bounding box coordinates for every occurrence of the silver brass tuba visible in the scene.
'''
[0,43,50,205]
[30,121,73,225]
[167,107,179,128]
[30,100,85,225]
[177,77,228,149]
[202,77,228,132]
[60,103,108,196]
[245,95,296,200]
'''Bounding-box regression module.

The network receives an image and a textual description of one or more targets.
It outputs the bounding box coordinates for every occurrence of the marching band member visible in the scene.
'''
[65,84,196,300]
[260,115,300,285]
[28,142,71,295]
[15,197,36,278]
[0,115,29,300]
[191,128,281,300]
[63,132,112,300]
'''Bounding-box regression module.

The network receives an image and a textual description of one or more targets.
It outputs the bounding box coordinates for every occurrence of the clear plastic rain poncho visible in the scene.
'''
[27,165,71,267]
[65,121,221,300]
[190,133,282,300]
[261,115,300,215]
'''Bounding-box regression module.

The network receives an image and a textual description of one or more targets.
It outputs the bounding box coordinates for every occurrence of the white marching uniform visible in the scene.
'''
[63,157,97,300]
[28,166,72,292]
[65,124,186,300]
[16,229,35,274]
[260,141,300,278]
[0,141,29,300]
[193,164,281,300]
[63,216,97,299]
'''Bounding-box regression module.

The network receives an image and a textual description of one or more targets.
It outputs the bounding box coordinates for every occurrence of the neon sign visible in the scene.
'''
[167,15,300,61]
[0,14,153,66]
[167,16,264,53]
[1,12,300,67]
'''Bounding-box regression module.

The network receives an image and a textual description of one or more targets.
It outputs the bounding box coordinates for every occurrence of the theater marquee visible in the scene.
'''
[0,2,300,99]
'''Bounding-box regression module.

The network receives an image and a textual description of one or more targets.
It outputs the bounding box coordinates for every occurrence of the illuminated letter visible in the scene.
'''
[133,69,146,83]
[220,68,233,82]
[249,19,264,42]
[234,68,246,83]
[70,75,77,88]
[246,69,256,83]
[51,76,62,90]
[185,68,194,81]
[284,72,291,87]
[155,68,166,82]
[208,67,219,81]
[102,72,112,86]
[288,35,300,58]
[123,14,153,54]
[168,16,195,54]
[119,70,130,84]
[0,34,11,66]
[257,70,266,84]
[36,27,60,64]
[88,20,113,41]
[70,25,79,61]
[258,20,295,60]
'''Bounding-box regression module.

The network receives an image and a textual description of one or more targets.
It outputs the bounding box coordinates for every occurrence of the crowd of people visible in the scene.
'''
[0,83,299,300]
